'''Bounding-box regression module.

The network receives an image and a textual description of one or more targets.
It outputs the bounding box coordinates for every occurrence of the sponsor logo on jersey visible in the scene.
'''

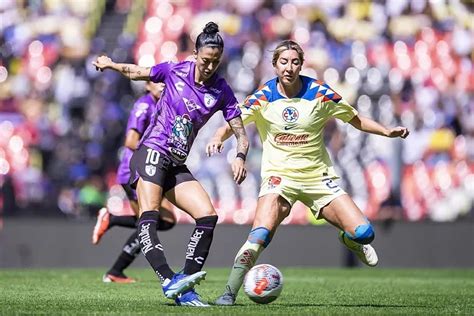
[282,107,299,123]
[183,97,200,112]
[267,176,282,189]
[175,81,185,92]
[210,87,221,94]
[174,70,188,78]
[186,229,204,260]
[284,125,296,130]
[274,133,309,146]
[170,114,193,147]
[145,165,156,176]
[204,93,217,108]
[169,147,187,162]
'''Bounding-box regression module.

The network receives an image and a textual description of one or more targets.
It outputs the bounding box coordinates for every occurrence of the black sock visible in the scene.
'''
[157,219,175,231]
[138,211,174,281]
[107,231,140,277]
[109,215,137,228]
[183,215,218,275]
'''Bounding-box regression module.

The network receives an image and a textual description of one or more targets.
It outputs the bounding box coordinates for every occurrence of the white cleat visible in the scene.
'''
[338,231,378,267]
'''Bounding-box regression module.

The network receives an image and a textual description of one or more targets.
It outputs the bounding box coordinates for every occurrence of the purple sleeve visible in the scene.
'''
[149,62,173,83]
[221,84,241,121]
[128,100,151,134]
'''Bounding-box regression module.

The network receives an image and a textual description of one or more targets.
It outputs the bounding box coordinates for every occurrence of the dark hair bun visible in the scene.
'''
[203,22,219,35]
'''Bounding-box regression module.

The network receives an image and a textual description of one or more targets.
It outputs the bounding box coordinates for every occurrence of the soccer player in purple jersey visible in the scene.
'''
[207,40,410,305]
[93,22,249,306]
[92,82,178,284]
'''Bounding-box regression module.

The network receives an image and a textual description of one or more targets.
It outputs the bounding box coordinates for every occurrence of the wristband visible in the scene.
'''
[236,152,246,161]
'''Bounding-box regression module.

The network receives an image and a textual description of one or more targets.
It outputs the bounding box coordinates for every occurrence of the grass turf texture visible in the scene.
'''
[1,268,473,315]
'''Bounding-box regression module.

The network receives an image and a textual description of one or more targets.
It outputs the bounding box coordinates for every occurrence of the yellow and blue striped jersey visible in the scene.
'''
[240,75,358,181]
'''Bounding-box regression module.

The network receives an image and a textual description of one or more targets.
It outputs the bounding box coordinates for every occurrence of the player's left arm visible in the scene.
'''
[228,116,249,184]
[348,114,410,139]
[124,129,141,150]
[229,116,249,157]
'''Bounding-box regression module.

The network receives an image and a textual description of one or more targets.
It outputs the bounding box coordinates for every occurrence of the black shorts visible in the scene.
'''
[121,183,137,202]
[129,145,195,193]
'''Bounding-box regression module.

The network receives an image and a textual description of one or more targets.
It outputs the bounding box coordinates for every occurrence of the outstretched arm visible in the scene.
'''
[348,114,409,138]
[92,55,151,81]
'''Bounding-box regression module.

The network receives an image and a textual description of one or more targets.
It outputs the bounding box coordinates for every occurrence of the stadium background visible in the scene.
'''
[0,0,473,268]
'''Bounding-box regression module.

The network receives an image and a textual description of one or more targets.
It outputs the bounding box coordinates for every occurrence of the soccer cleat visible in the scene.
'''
[92,207,110,245]
[102,274,136,283]
[175,289,210,307]
[215,286,236,306]
[162,271,206,299]
[338,231,378,267]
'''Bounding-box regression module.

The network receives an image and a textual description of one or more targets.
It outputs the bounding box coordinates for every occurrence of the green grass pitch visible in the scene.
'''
[1,268,473,315]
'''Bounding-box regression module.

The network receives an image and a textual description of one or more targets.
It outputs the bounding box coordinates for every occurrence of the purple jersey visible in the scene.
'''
[116,93,156,184]
[141,60,241,164]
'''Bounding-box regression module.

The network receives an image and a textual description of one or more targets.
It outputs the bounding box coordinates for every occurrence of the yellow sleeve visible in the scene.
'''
[325,98,358,123]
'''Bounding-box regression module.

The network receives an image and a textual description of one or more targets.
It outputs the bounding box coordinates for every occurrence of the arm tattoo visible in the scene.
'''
[122,66,131,79]
[229,117,249,155]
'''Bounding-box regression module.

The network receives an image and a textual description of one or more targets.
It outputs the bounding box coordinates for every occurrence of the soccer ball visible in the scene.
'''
[243,264,283,304]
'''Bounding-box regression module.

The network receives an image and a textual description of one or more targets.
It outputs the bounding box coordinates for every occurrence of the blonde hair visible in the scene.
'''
[271,40,304,66]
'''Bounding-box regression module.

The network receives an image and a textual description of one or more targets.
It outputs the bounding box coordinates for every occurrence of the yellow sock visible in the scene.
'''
[225,241,264,295]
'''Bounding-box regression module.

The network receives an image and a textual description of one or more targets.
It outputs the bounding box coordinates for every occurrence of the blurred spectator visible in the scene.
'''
[1,0,473,223]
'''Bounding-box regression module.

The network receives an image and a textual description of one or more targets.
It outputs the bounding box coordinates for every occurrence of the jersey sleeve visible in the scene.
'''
[128,99,151,135]
[149,62,173,83]
[220,84,242,121]
[240,94,265,125]
[321,85,358,123]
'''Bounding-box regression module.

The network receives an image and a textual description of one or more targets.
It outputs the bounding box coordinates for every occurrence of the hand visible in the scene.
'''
[231,157,247,185]
[92,55,113,72]
[205,138,224,157]
[387,126,410,139]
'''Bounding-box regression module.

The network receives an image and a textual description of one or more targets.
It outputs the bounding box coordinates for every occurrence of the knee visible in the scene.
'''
[346,223,375,244]
[248,227,272,247]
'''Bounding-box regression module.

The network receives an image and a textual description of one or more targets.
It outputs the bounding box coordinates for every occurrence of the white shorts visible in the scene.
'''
[259,175,347,218]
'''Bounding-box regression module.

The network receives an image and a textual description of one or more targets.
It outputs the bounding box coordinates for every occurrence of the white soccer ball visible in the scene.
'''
[243,264,283,304]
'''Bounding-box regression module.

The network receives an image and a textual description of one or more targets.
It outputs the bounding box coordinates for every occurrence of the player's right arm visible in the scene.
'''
[93,55,151,81]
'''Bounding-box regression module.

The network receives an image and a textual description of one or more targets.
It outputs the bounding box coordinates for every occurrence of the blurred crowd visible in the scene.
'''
[0,0,473,223]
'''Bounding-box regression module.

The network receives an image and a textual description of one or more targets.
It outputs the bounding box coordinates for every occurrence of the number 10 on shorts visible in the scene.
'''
[146,148,160,165]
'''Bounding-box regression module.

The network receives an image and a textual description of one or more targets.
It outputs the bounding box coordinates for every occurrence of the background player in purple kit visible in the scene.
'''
[93,22,249,306]
[92,81,177,284]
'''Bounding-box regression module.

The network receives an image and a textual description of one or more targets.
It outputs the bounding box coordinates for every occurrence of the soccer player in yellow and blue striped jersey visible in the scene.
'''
[208,40,409,305]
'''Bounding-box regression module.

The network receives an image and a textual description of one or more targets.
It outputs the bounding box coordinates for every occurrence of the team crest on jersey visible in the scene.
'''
[145,165,156,177]
[204,93,217,108]
[268,176,282,189]
[282,107,299,123]
[183,97,200,112]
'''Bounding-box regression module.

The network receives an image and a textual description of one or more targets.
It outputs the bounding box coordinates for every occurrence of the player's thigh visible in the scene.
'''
[319,194,367,235]
[136,177,164,215]
[159,197,176,223]
[252,193,291,234]
[165,180,216,219]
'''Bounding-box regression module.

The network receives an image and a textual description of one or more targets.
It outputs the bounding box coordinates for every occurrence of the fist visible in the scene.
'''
[92,55,113,71]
